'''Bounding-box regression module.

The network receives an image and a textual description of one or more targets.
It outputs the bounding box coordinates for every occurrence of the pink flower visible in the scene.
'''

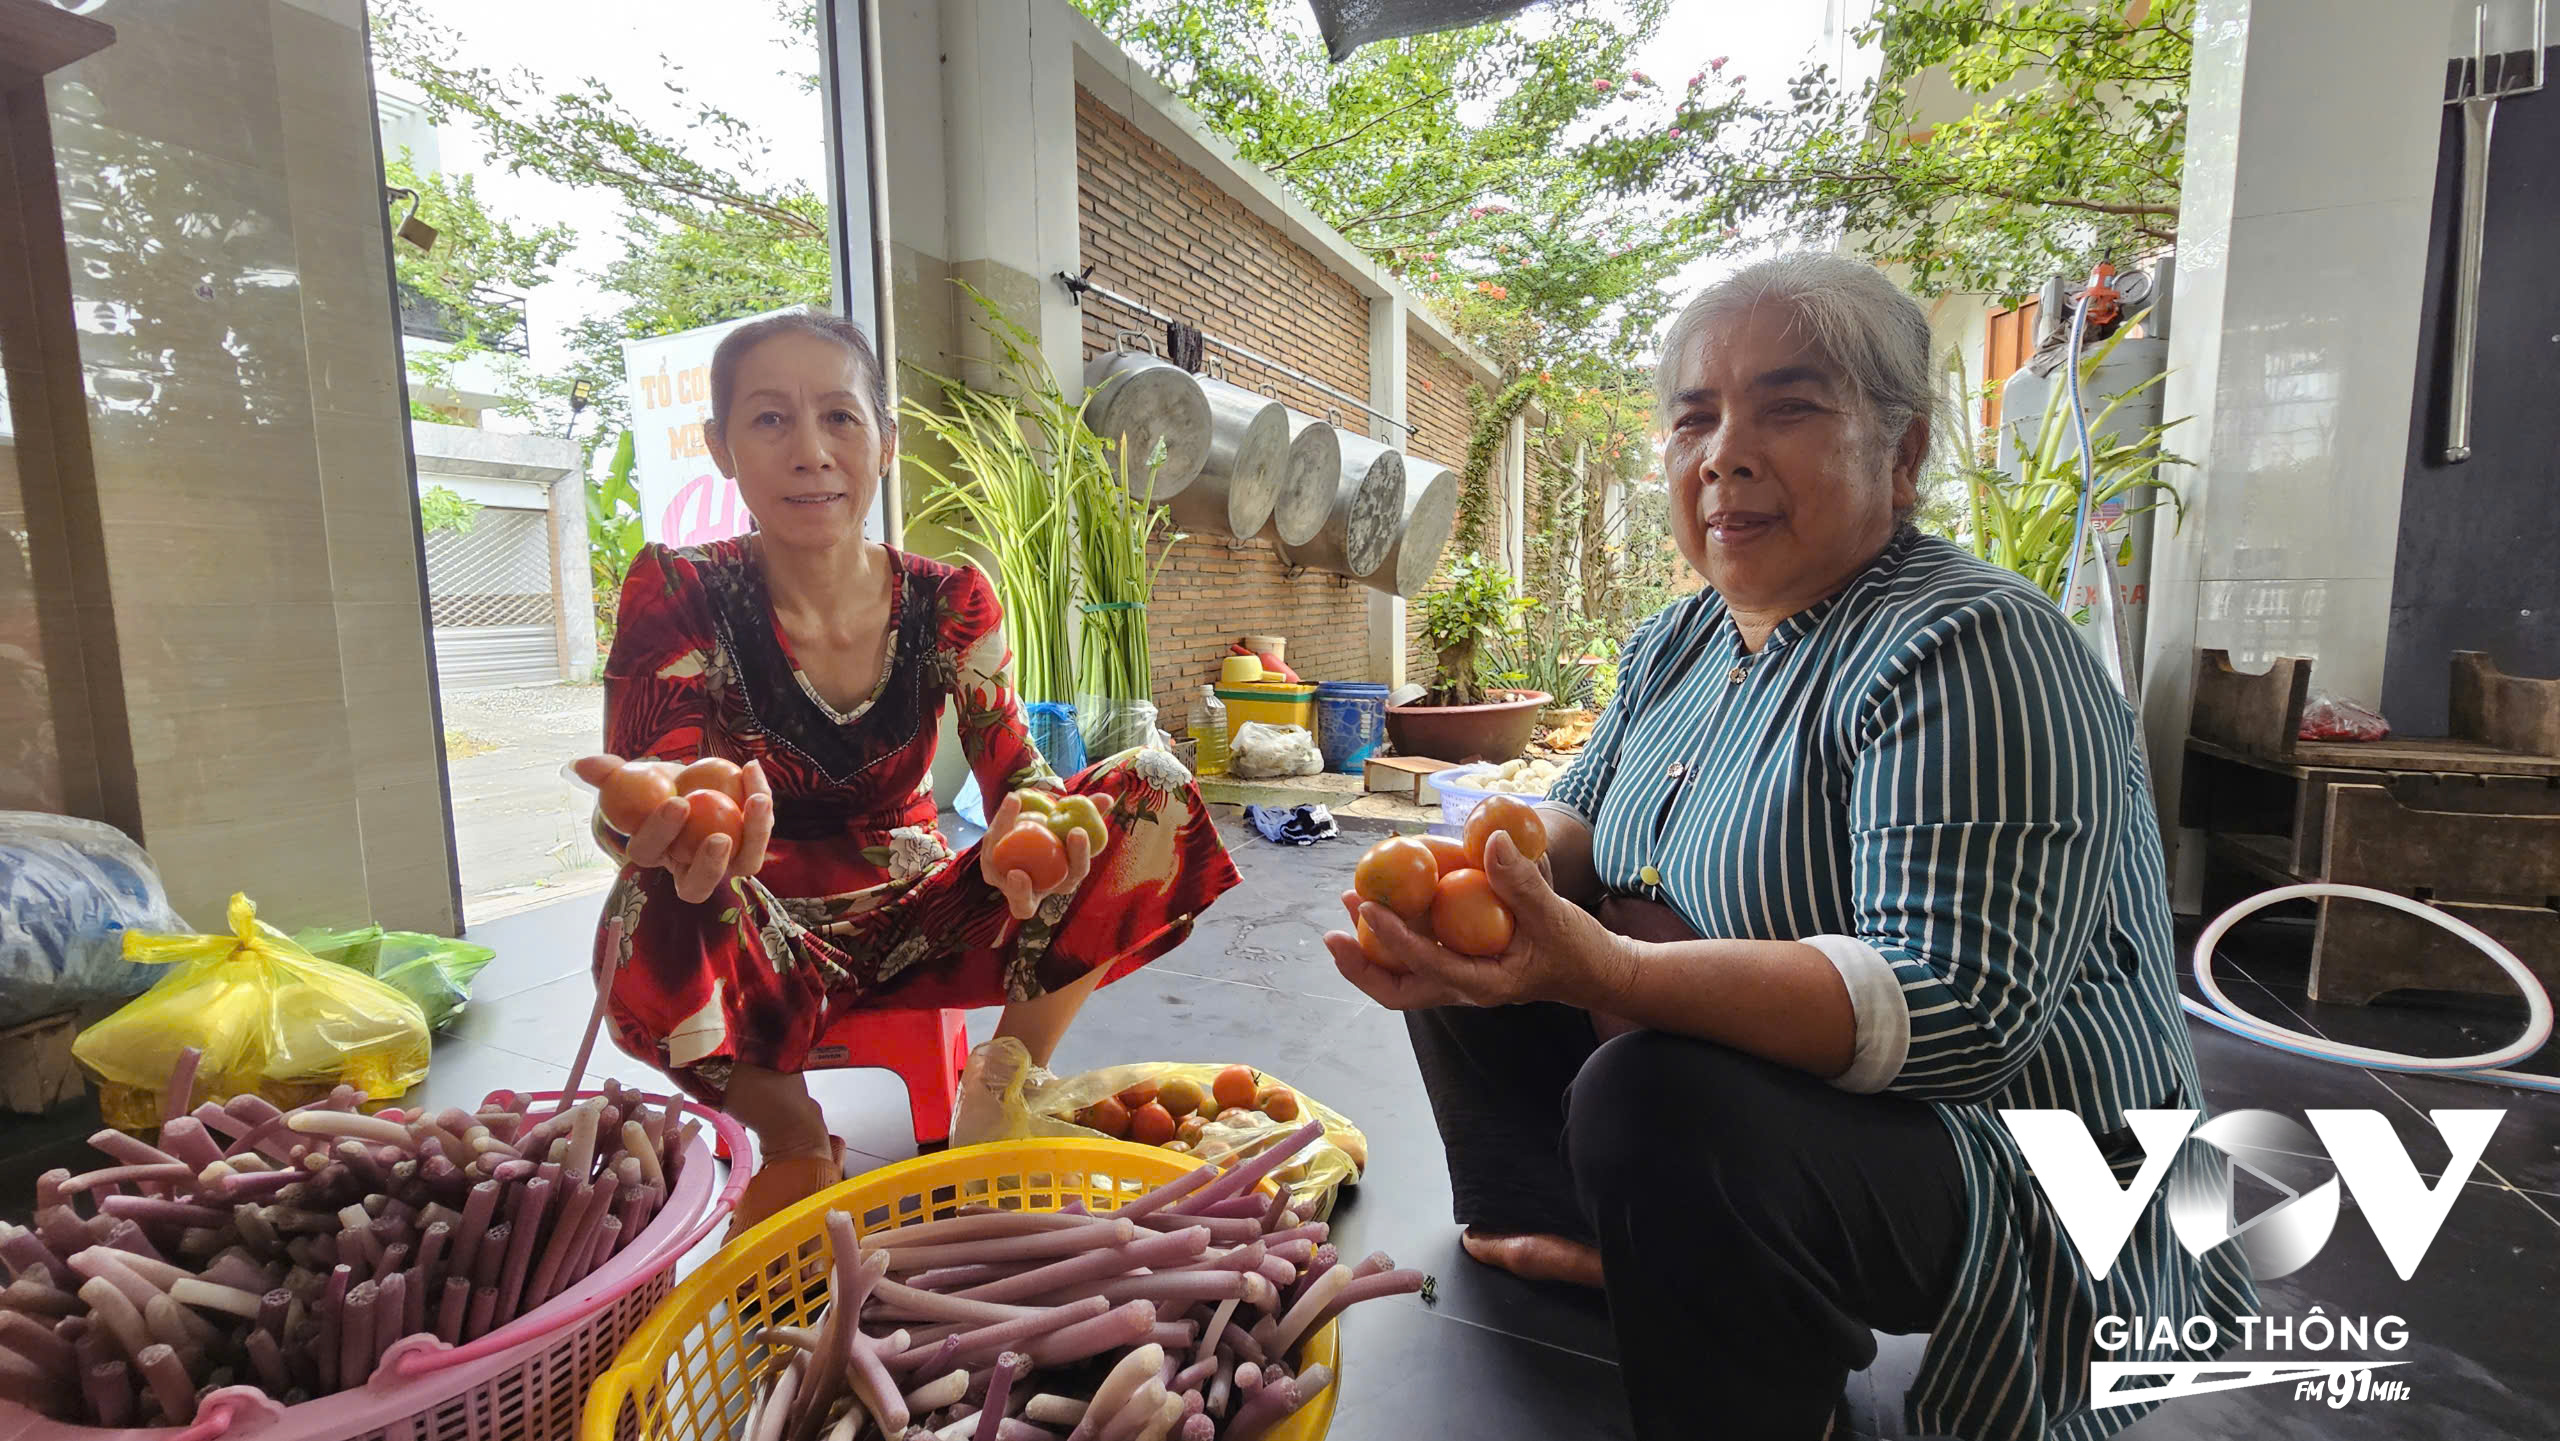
[1709,56,1728,71]
[1668,127,1684,138]
[1631,70,1648,83]
[1594,78,1612,92]
[1688,73,1702,88]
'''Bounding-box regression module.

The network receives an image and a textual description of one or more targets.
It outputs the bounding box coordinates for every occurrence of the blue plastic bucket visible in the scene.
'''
[1314,682,1389,773]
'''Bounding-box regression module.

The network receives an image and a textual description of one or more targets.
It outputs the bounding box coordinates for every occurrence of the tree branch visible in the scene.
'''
[1265,86,1451,174]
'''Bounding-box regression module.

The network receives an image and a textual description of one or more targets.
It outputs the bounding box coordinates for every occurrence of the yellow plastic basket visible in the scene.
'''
[584,1138,1340,1440]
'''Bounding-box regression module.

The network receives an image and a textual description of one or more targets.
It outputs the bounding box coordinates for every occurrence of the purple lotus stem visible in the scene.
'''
[63,1163,195,1195]
[83,1358,134,1426]
[287,1110,416,1152]
[1130,1213,1261,1245]
[161,1048,203,1125]
[451,1180,501,1281]
[213,1168,300,1204]
[1194,1298,1238,1367]
[155,1117,224,1172]
[100,1195,228,1230]
[879,1221,1139,1274]
[373,1271,409,1364]
[469,1223,510,1293]
[905,1334,964,1384]
[407,1220,450,1292]
[34,1170,73,1214]
[890,1295,1111,1372]
[1262,1222,1326,1250]
[35,1208,89,1264]
[1094,1378,1168,1441]
[1204,1366,1230,1421]
[906,1261,1027,1292]
[1112,1163,1221,1222]
[1171,1356,1216,1394]
[340,1280,377,1387]
[827,1212,886,1319]
[1181,1195,1267,1221]
[85,1132,183,1175]
[1220,1322,1265,1365]
[577,1215,622,1285]
[494,1178,552,1320]
[168,1276,264,1320]
[434,1276,469,1344]
[525,1181,601,1310]
[1179,1411,1213,1441]
[72,1249,165,1311]
[3,1270,80,1320]
[334,1140,388,1193]
[534,1160,564,1194]
[972,1352,1026,1441]
[135,1343,195,1423]
[0,1222,69,1281]
[0,1311,74,1384]
[1023,1300,1158,1367]
[99,1222,162,1268]
[1183,1240,1268,1277]
[246,1327,290,1394]
[956,1227,1210,1306]
[256,1287,292,1337]
[1265,1239,1315,1269]
[1177,1121,1324,1215]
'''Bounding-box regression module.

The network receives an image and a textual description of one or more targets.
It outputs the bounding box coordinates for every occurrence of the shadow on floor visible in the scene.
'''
[6,822,2555,1438]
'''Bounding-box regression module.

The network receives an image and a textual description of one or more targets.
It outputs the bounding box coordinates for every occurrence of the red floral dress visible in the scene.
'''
[591,539,1241,1105]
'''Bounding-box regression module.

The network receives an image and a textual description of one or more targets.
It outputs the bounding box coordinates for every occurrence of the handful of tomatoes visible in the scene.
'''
[1072,1064,1302,1157]
[1353,795,1548,963]
[985,790,1111,890]
[595,756,752,864]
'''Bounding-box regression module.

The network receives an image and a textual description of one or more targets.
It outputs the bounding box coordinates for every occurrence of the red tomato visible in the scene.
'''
[1463,795,1549,868]
[990,823,1070,891]
[672,789,745,865]
[1354,837,1439,923]
[1211,1066,1258,1113]
[1418,834,1471,879]
[598,762,677,835]
[1355,912,1410,974]
[1431,868,1515,956]
[1128,1101,1178,1147]
[675,757,745,800]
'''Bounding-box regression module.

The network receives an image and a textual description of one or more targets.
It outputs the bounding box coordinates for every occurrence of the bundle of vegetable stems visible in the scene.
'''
[1071,441,1181,716]
[742,1120,1421,1441]
[0,1048,693,1426]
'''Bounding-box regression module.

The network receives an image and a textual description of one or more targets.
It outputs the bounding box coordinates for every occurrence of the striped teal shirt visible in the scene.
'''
[1547,530,2256,1440]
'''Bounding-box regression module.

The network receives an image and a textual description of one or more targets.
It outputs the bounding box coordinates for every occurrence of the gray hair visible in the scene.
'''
[1656,252,1952,522]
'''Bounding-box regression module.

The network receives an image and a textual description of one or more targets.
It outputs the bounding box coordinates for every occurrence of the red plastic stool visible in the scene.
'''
[853,1007,974,1147]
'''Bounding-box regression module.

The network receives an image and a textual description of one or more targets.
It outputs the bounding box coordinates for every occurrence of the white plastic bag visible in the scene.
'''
[0,812,188,1028]
[1230,721,1323,779]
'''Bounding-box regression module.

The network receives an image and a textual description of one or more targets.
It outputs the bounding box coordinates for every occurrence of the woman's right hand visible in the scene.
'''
[575,753,775,904]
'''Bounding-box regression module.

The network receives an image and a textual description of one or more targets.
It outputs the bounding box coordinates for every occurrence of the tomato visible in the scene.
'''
[1355,912,1410,974]
[1211,1065,1258,1113]
[1128,1101,1178,1147]
[1418,834,1471,879]
[1353,837,1438,923]
[989,823,1069,891]
[1081,1096,1131,1139]
[1012,789,1058,818]
[1049,794,1111,854]
[671,790,745,865]
[1176,1114,1206,1145]
[675,757,745,801]
[1463,794,1549,868]
[1255,1087,1300,1122]
[1115,1079,1162,1111]
[1431,868,1515,956]
[1157,1077,1209,1118]
[598,762,677,835]
[1215,1107,1254,1126]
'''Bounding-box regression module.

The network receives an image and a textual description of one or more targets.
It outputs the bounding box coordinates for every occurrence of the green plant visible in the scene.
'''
[418,484,480,535]
[1484,602,1605,709]
[1968,326,2185,615]
[587,430,644,658]
[1074,416,1186,753]
[901,286,1100,705]
[1419,553,1527,707]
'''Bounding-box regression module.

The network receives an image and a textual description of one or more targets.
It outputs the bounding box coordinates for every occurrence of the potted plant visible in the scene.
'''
[1387,554,1552,763]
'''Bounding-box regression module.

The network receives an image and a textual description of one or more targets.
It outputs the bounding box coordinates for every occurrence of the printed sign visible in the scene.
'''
[619,311,888,548]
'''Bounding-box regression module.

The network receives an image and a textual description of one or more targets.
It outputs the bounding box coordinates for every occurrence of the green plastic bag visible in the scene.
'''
[292,924,496,1033]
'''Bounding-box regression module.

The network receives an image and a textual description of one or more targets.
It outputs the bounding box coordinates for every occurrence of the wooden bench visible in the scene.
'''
[2183,650,2560,1005]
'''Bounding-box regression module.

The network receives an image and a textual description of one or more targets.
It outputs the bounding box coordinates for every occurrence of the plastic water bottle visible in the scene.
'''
[1189,685,1230,776]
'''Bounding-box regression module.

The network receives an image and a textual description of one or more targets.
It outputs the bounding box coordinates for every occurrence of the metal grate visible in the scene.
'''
[425,507,556,629]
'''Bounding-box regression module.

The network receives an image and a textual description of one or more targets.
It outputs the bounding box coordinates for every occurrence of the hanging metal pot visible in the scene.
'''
[1276,431,1403,578]
[1083,352,1212,499]
[1166,377,1291,539]
[1358,459,1460,598]
[1257,413,1342,549]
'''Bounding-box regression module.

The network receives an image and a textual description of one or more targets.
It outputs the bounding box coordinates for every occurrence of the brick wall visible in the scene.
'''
[1076,87,1380,719]
[1403,335,1491,683]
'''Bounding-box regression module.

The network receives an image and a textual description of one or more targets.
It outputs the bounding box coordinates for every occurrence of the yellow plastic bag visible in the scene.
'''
[953,1038,1368,1219]
[73,893,433,1129]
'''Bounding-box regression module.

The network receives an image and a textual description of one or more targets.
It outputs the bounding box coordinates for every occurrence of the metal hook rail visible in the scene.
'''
[1059,269,1417,440]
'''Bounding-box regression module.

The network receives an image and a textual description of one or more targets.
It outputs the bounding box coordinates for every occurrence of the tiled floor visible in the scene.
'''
[8,825,2557,1438]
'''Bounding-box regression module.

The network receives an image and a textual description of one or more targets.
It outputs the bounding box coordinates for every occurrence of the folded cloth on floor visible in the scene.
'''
[1244,803,1338,846]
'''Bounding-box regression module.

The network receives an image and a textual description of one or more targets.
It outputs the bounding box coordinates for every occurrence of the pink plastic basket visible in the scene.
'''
[3,1089,749,1441]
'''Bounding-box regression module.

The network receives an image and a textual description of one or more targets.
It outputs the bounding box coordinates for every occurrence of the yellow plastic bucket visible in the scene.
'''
[584,1138,1340,1440]
[1216,682,1317,741]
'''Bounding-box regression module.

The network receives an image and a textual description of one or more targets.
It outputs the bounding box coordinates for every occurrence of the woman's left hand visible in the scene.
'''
[979,791,1095,921]
[1321,830,1633,1012]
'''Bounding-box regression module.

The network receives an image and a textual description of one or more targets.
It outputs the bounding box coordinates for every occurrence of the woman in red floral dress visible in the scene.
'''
[575,311,1241,1231]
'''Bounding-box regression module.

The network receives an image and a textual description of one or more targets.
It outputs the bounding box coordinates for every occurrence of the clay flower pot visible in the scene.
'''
[1384,689,1552,765]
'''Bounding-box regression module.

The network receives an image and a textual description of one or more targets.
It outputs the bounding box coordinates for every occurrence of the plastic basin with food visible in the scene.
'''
[1427,757,1567,829]
[584,1139,1341,1441]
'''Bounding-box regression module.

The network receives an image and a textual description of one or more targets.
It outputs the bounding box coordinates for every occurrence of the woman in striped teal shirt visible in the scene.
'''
[1327,254,2254,1440]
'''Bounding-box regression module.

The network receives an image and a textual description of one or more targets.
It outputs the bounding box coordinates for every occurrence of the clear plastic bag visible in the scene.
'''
[1230,721,1323,779]
[2300,691,2390,742]
[0,811,186,1029]
[951,1037,1369,1219]
[1077,695,1163,761]
[292,924,497,1034]
[74,893,432,1128]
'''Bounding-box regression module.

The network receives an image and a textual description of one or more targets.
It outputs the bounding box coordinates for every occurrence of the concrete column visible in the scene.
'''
[1365,292,1409,687]
[2141,0,2448,908]
[931,0,1083,393]
[550,471,596,683]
